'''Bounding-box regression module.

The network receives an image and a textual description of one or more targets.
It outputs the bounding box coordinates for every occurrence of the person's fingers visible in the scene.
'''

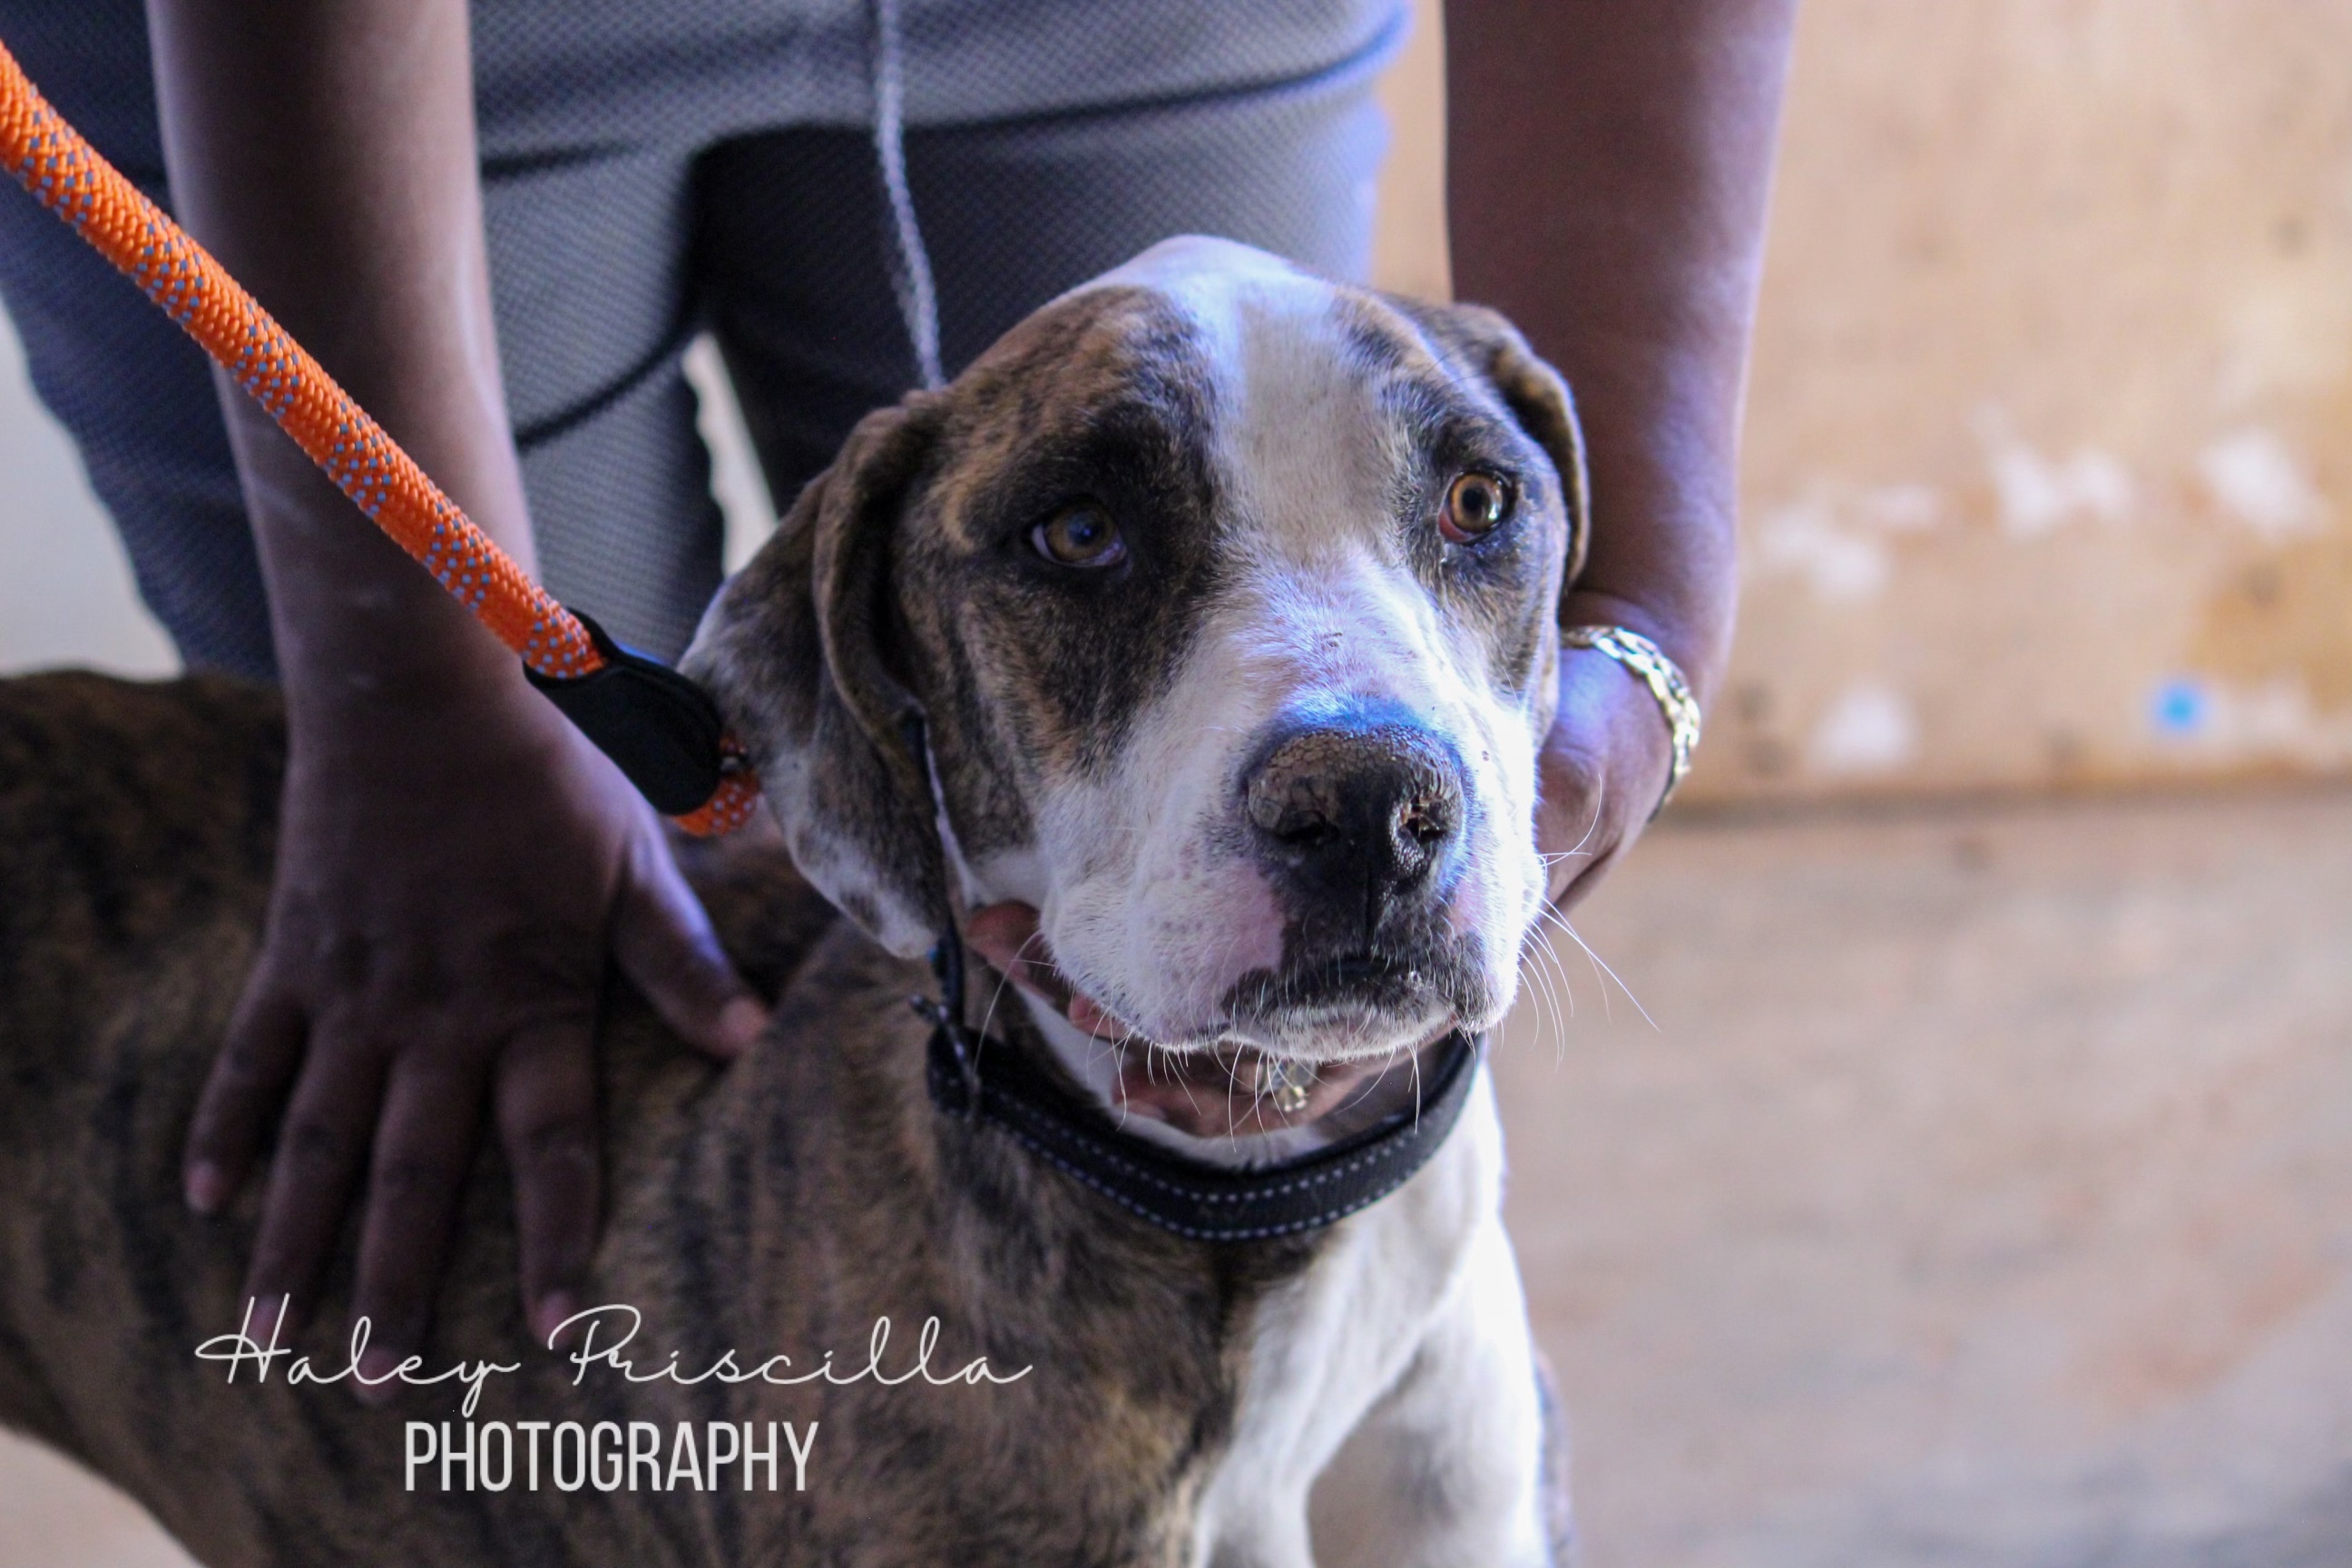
[495,1020,600,1347]
[185,977,308,1213]
[612,823,768,1059]
[239,1020,391,1339]
[347,1047,491,1397]
[1538,648,1672,908]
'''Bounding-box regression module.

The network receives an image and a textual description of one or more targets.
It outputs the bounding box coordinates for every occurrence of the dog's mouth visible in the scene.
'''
[963,902,1460,1140]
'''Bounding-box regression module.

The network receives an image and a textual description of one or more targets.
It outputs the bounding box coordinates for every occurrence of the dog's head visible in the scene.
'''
[685,238,1585,1072]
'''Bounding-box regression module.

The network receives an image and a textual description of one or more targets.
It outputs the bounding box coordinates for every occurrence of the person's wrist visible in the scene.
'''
[230,388,547,730]
[277,656,581,781]
[1562,626,1700,818]
[1560,584,1727,713]
[1552,644,1673,789]
[279,651,540,732]
[1553,417,1740,705]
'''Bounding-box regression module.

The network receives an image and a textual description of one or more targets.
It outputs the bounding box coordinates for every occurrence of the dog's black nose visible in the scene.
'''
[1245,710,1466,929]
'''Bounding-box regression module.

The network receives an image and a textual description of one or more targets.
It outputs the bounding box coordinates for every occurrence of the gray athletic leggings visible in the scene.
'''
[0,1,1398,674]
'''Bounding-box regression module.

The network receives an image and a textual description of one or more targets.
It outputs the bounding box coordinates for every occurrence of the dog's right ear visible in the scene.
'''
[681,401,950,958]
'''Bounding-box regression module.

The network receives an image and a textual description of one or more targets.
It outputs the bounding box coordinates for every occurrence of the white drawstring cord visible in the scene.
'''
[869,0,945,392]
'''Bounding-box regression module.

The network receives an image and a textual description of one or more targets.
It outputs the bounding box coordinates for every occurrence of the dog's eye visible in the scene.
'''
[1032,504,1127,569]
[1439,472,1513,544]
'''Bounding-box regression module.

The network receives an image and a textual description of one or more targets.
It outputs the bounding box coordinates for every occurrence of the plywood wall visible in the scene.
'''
[1373,1,2352,802]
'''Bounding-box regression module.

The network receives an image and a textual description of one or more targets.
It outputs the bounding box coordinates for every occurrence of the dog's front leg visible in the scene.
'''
[1191,1086,1517,1568]
[1306,1211,1558,1567]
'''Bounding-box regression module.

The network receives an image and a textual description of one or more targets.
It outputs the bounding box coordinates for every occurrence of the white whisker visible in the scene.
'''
[1537,905,1656,1032]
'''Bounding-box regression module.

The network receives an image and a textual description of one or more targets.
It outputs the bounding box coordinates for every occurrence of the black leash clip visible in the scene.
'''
[524,609,729,816]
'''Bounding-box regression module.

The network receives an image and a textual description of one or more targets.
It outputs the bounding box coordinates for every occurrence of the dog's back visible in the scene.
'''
[0,671,283,1418]
[0,673,1310,1565]
[0,672,306,1547]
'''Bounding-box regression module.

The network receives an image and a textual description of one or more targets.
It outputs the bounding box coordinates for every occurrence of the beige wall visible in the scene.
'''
[1372,0,2352,804]
[1724,0,2352,801]
[1371,0,1451,306]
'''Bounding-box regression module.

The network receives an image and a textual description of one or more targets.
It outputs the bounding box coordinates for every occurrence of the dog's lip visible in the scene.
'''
[960,901,1455,1138]
[1218,952,1468,1053]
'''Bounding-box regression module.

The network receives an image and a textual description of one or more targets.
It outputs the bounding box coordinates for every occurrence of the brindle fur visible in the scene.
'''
[0,671,1324,1564]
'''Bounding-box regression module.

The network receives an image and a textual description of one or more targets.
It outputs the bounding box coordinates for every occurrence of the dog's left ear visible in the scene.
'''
[681,400,951,958]
[1396,298,1592,588]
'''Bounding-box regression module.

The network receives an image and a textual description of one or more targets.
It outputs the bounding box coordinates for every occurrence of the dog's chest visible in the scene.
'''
[714,943,1504,1565]
[663,947,1338,1563]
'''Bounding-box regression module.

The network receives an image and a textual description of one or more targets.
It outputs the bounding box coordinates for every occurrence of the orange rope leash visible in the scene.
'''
[0,39,758,837]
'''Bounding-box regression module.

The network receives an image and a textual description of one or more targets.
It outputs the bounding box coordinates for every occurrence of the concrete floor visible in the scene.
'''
[2,787,2346,1566]
[1495,787,2352,1568]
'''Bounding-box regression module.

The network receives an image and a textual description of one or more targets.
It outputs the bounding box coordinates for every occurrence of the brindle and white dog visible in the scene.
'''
[0,238,1588,1565]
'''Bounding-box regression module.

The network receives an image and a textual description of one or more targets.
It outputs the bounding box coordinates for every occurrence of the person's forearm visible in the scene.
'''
[146,0,534,719]
[1446,0,1796,702]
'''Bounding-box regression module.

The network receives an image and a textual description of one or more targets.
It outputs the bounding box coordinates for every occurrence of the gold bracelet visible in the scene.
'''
[1563,625,1701,818]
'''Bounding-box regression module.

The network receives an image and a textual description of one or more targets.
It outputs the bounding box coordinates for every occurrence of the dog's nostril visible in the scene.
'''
[1245,720,1466,896]
[1251,772,1347,845]
[1397,798,1451,848]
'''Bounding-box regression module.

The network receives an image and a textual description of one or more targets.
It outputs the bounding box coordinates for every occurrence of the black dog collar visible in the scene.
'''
[913,945,1482,1243]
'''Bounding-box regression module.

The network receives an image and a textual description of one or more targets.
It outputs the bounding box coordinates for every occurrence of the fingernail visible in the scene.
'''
[355,1347,401,1406]
[184,1161,230,1215]
[533,1290,580,1348]
[716,996,769,1056]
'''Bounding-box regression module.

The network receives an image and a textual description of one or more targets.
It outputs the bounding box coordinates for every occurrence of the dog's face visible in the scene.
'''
[686,239,1586,1066]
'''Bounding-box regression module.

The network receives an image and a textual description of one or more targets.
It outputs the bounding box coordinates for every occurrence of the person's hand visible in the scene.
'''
[1534,631,1681,913]
[182,681,768,1378]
